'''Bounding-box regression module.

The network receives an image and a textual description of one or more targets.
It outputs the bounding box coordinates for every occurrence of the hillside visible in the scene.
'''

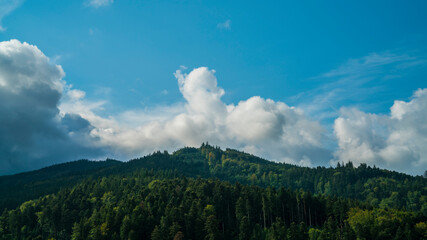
[0,159,122,211]
[0,144,427,239]
[0,144,426,215]
[1,166,426,239]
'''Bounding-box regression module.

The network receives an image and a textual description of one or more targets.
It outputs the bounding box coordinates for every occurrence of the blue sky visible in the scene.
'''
[1,0,427,175]
[3,0,426,113]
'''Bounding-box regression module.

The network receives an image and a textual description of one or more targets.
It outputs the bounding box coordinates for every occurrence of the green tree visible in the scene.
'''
[204,215,220,240]
[239,216,251,240]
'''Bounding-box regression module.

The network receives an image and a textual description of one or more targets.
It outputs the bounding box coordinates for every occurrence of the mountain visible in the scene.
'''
[0,144,426,239]
[1,144,425,214]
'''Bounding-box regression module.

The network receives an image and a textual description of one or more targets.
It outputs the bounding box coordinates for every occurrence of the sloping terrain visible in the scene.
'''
[1,144,426,214]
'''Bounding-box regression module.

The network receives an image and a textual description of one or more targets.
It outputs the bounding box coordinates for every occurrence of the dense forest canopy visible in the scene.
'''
[0,144,426,239]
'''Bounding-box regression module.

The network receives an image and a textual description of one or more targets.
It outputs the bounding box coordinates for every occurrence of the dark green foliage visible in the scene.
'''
[0,168,426,239]
[0,144,427,239]
[0,159,121,210]
[2,144,426,215]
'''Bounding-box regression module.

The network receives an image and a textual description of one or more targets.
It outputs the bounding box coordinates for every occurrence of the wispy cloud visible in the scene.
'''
[217,19,231,30]
[85,0,113,8]
[321,52,418,78]
[293,51,426,121]
[0,0,22,31]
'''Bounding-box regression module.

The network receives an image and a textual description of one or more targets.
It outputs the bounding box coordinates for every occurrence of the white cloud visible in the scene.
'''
[2,39,425,175]
[333,88,427,174]
[0,0,22,31]
[67,89,86,100]
[0,39,103,175]
[63,67,330,166]
[85,0,113,8]
[217,19,231,30]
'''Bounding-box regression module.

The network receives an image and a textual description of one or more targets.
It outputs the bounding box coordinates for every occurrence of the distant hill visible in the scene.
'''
[0,159,121,210]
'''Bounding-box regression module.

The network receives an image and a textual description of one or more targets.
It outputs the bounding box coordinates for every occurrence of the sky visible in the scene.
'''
[0,0,427,175]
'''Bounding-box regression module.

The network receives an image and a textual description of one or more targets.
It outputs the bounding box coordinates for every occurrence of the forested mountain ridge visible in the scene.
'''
[0,144,427,239]
[1,144,426,215]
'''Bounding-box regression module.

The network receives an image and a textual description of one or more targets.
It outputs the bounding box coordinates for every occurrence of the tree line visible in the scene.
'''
[1,169,426,239]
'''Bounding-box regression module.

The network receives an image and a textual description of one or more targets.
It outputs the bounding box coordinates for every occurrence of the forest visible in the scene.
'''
[0,144,426,239]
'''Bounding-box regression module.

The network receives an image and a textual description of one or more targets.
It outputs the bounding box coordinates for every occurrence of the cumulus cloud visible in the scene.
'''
[0,40,103,175]
[3,39,425,175]
[85,0,113,8]
[62,67,331,167]
[333,88,427,174]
